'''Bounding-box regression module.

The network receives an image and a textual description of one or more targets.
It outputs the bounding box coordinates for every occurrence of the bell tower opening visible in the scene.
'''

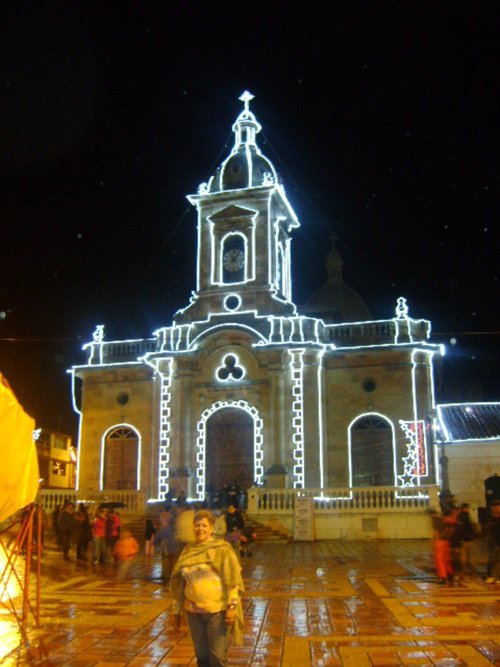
[205,408,254,490]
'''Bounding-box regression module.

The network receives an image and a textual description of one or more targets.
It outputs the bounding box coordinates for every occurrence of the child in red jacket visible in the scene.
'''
[113,529,139,580]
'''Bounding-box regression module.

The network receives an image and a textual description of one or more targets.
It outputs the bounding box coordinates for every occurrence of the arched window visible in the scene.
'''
[350,415,394,487]
[103,426,139,490]
[221,234,246,284]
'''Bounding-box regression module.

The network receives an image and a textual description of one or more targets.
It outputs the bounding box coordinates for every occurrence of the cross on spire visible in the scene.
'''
[239,90,254,114]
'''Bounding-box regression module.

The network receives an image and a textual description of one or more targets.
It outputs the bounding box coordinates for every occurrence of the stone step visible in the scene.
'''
[243,516,290,543]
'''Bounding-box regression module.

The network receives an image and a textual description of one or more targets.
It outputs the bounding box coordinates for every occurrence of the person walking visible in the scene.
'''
[456,503,479,576]
[174,504,195,550]
[431,507,458,584]
[114,529,139,581]
[170,510,244,667]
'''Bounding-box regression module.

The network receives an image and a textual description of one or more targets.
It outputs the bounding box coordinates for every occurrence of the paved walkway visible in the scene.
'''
[1,539,500,666]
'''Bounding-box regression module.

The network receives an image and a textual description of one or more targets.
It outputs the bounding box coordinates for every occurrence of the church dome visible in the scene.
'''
[207,92,280,193]
[302,236,372,323]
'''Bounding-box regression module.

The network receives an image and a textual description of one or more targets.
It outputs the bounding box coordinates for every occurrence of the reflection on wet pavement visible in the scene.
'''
[1,539,499,665]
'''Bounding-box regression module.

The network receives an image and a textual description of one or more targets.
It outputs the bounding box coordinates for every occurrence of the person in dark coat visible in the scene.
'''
[74,504,91,561]
[455,503,479,576]
[58,502,76,561]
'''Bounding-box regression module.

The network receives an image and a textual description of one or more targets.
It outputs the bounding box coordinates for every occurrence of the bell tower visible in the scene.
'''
[174,92,300,325]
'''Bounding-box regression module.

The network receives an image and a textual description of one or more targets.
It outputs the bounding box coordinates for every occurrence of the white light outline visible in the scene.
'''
[205,206,258,289]
[398,419,427,486]
[288,348,305,488]
[195,400,264,498]
[220,232,248,284]
[410,348,439,483]
[317,348,326,488]
[215,352,246,383]
[223,293,242,312]
[68,367,83,491]
[99,423,142,492]
[184,93,300,318]
[189,322,268,348]
[151,313,443,357]
[347,412,397,489]
[217,92,275,192]
[143,356,174,499]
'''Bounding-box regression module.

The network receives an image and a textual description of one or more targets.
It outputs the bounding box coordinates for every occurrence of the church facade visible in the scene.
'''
[70,93,443,511]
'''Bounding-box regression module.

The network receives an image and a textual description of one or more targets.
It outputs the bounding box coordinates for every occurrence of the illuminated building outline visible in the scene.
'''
[216,353,246,382]
[398,419,427,486]
[71,95,447,505]
[347,412,397,489]
[143,356,174,499]
[288,349,305,488]
[195,400,264,498]
[223,293,242,312]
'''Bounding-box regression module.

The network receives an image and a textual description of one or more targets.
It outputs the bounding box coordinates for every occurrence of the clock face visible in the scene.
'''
[223,248,245,273]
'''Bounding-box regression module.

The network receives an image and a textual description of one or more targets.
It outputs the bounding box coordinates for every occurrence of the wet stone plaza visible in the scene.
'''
[2,539,500,666]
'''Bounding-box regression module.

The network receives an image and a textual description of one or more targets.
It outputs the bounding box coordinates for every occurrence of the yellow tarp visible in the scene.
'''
[0,373,39,522]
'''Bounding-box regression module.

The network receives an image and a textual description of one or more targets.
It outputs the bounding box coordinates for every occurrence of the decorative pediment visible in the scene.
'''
[208,204,257,222]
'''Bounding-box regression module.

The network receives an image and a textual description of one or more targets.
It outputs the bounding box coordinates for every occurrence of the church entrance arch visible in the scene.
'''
[195,401,264,499]
[102,425,140,491]
[349,414,395,487]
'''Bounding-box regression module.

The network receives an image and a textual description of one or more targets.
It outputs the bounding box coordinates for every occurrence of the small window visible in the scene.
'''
[117,392,129,406]
[362,378,377,393]
[54,436,68,450]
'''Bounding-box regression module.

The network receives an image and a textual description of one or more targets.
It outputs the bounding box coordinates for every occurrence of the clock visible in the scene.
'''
[223,248,244,273]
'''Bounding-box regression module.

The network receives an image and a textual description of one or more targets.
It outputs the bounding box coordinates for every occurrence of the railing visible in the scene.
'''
[248,485,439,514]
[39,489,146,513]
[39,490,78,513]
[327,318,430,347]
[84,338,158,365]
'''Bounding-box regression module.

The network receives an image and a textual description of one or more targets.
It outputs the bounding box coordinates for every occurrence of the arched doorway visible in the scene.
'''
[103,426,139,490]
[350,415,394,487]
[205,408,254,490]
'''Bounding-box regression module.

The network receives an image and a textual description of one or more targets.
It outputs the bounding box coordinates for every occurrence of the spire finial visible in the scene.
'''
[395,296,409,319]
[239,90,254,114]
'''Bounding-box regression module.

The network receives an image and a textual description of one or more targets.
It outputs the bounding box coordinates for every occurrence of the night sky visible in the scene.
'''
[1,2,498,437]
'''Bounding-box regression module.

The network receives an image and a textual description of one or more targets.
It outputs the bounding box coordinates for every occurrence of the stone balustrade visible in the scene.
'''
[39,489,146,513]
[247,485,439,514]
[83,338,158,365]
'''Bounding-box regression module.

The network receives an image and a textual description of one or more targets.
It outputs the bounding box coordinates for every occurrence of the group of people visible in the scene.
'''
[52,501,138,573]
[145,500,254,566]
[204,484,248,510]
[430,500,500,584]
[49,494,500,667]
[53,498,248,665]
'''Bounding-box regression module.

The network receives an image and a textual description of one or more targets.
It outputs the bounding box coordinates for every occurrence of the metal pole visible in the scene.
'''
[36,503,42,626]
[22,506,34,633]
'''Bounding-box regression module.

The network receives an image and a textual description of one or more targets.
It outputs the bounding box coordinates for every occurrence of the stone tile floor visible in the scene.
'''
[1,539,499,666]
